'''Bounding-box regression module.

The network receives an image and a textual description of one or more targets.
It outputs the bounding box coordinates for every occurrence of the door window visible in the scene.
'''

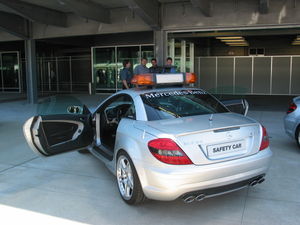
[97,94,135,149]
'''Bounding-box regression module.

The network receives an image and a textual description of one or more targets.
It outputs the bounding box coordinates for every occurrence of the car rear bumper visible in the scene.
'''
[137,148,272,201]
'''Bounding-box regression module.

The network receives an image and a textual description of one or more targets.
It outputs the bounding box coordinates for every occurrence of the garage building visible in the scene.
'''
[0,0,300,103]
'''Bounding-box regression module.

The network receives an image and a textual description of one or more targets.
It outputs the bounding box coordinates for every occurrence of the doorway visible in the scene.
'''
[0,51,21,93]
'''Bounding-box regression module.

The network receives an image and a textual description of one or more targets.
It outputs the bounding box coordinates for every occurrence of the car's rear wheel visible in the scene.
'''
[296,126,300,148]
[116,151,145,204]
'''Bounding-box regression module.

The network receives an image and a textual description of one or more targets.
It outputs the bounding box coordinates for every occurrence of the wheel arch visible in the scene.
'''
[115,146,149,191]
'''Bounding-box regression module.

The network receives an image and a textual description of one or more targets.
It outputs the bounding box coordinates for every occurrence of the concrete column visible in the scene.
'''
[154,30,167,66]
[25,39,38,104]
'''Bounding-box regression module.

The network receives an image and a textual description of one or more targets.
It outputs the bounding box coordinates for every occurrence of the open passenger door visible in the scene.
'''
[23,114,94,156]
[221,99,249,116]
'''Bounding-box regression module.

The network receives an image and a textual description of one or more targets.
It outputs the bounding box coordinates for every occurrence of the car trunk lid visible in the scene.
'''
[146,113,262,165]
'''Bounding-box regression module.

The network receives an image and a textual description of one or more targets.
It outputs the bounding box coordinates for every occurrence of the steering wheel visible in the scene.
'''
[104,108,119,125]
[115,104,131,122]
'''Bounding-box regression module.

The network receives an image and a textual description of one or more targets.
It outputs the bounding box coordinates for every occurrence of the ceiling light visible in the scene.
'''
[216,36,244,40]
[221,40,246,43]
[291,35,300,45]
[228,43,249,46]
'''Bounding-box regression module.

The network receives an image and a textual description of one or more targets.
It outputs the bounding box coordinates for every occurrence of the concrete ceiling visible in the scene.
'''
[14,0,187,11]
[0,0,270,39]
[0,0,181,38]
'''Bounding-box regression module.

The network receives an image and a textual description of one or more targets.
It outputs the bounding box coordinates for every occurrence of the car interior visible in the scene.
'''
[95,95,136,152]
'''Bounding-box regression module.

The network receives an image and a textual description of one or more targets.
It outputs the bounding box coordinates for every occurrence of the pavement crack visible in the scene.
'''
[0,156,39,173]
[240,187,250,225]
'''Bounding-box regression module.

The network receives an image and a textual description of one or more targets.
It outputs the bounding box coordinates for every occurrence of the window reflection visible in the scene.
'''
[93,45,154,92]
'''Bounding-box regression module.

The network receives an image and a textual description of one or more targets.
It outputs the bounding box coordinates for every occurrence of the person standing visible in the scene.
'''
[149,58,162,73]
[120,60,132,89]
[164,57,177,73]
[133,58,149,75]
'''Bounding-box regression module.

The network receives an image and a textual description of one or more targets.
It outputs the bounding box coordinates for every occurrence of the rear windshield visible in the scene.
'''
[141,90,228,121]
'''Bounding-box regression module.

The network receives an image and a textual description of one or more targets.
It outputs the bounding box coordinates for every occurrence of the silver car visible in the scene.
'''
[284,96,300,148]
[23,80,272,204]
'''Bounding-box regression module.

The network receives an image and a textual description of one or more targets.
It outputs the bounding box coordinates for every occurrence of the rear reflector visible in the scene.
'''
[287,102,297,114]
[148,138,193,165]
[259,126,269,151]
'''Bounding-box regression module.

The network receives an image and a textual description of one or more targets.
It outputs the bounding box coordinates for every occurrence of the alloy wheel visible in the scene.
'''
[117,155,134,200]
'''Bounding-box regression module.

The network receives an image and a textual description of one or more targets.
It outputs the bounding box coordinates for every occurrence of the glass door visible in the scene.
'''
[92,45,154,92]
[93,47,116,91]
[168,39,194,72]
[116,46,140,89]
[1,52,20,92]
[37,58,57,92]
[141,45,155,68]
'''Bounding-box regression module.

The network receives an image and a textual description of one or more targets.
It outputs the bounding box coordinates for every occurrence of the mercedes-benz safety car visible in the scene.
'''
[23,72,272,204]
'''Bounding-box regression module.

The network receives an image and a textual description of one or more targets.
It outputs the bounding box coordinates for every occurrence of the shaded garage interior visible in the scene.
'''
[0,0,299,102]
[0,1,300,225]
[1,30,300,98]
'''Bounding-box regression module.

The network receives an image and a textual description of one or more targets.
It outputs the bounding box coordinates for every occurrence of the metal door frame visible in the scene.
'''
[0,51,21,93]
[91,44,154,92]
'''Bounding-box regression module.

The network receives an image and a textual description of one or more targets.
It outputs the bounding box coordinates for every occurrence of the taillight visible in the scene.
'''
[259,126,269,151]
[287,102,297,114]
[148,138,193,165]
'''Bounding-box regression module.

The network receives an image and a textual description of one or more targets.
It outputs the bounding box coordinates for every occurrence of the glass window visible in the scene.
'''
[141,90,228,121]
[117,46,140,89]
[93,47,116,90]
[102,94,136,120]
[141,45,154,68]
[93,45,154,92]
[1,52,20,92]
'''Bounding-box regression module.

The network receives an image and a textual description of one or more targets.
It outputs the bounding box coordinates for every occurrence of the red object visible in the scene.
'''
[131,74,154,85]
[185,73,197,84]
[148,138,193,165]
[287,102,297,114]
[259,126,269,151]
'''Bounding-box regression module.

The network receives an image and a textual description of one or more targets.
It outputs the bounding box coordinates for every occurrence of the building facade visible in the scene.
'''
[0,0,300,102]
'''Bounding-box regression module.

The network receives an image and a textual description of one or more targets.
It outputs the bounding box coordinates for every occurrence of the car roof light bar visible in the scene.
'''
[131,73,197,86]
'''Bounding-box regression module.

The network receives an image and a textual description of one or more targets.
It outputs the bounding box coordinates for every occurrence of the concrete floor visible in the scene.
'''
[0,96,300,225]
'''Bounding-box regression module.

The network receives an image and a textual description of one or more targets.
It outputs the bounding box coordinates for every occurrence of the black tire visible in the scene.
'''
[116,151,146,205]
[296,126,300,149]
[77,149,90,154]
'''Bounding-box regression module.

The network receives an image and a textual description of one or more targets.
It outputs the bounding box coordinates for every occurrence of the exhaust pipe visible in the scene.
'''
[250,176,265,187]
[258,177,265,184]
[250,180,258,186]
[195,194,206,201]
[183,195,196,203]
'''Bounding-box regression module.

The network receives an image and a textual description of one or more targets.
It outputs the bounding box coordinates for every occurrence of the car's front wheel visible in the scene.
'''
[116,151,145,205]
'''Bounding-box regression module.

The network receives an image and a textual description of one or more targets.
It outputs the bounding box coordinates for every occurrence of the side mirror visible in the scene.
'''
[221,99,249,116]
[67,105,83,114]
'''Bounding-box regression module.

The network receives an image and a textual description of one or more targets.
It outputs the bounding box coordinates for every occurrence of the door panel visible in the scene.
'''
[23,114,93,156]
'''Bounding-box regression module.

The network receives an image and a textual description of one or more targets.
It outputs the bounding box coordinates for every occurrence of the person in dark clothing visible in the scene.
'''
[149,58,162,73]
[163,57,177,73]
[120,60,132,89]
